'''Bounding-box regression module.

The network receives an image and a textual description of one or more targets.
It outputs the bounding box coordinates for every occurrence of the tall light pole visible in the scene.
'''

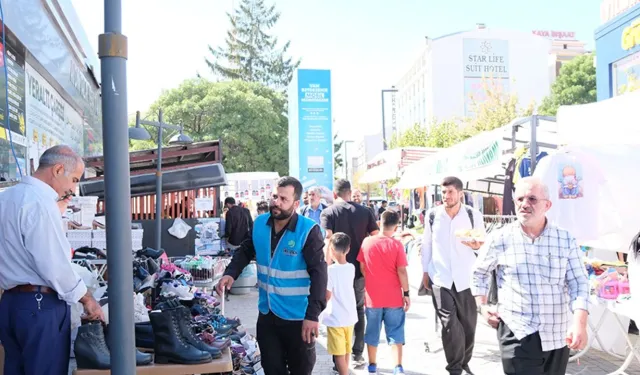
[381,87,398,150]
[99,0,135,372]
[129,110,193,252]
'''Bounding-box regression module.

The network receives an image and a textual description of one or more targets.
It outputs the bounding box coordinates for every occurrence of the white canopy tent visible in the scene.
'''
[359,147,439,184]
[557,90,640,145]
[396,116,560,192]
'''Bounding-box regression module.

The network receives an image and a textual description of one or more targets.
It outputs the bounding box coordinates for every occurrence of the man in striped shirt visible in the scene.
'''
[471,176,589,375]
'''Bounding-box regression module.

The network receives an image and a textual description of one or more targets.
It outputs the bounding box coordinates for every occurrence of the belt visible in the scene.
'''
[6,285,56,294]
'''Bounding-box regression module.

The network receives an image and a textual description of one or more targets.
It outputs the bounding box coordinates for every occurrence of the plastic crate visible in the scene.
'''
[92,229,106,240]
[66,229,93,241]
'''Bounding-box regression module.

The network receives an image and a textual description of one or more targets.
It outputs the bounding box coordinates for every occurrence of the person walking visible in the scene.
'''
[217,176,327,375]
[321,179,379,365]
[358,210,410,375]
[351,188,377,218]
[0,145,104,375]
[223,197,253,250]
[421,176,485,375]
[471,176,589,375]
[299,186,326,225]
[322,233,358,375]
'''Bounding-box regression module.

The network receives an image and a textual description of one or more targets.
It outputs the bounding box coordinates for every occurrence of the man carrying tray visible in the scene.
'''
[421,176,485,375]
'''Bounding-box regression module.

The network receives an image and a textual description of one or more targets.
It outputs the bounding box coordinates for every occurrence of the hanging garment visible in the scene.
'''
[518,151,549,179]
[502,158,517,215]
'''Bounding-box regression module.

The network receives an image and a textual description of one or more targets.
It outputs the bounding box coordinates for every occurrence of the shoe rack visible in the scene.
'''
[72,347,233,375]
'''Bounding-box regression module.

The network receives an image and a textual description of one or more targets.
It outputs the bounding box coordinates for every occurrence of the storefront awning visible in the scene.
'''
[79,164,228,199]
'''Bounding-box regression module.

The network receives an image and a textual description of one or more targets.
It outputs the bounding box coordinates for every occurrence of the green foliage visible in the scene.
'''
[137,79,289,176]
[539,54,596,116]
[389,123,429,148]
[333,133,344,171]
[206,0,300,89]
[425,121,464,148]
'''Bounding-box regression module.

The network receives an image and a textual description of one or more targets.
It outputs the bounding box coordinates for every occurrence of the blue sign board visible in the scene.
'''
[290,69,333,191]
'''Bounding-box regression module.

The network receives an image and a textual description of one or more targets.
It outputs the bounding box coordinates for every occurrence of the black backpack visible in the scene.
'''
[428,205,475,231]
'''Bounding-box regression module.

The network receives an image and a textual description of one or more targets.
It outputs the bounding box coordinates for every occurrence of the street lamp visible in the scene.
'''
[381,87,398,150]
[129,109,193,252]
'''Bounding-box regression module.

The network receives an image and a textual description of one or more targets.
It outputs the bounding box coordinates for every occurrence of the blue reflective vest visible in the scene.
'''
[254,213,316,321]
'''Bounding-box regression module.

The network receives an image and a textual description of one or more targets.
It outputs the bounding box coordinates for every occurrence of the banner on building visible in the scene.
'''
[25,64,83,170]
[463,39,510,117]
[288,69,333,191]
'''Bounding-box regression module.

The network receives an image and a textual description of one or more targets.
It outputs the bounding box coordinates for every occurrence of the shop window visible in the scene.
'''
[613,50,640,96]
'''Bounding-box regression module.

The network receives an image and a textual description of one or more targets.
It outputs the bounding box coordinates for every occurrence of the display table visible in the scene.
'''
[72,348,233,375]
[605,301,640,375]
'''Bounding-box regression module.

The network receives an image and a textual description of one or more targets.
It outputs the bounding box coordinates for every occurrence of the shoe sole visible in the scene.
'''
[154,355,213,365]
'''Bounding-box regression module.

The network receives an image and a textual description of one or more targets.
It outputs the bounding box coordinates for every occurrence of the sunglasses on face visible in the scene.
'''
[514,196,545,205]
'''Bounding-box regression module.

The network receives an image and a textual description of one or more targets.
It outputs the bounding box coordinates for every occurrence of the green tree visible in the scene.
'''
[389,123,429,148]
[206,0,300,89]
[426,120,464,148]
[539,54,596,116]
[137,79,289,175]
[333,134,344,171]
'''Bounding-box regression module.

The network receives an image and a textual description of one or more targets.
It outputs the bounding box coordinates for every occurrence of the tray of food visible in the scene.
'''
[454,229,486,243]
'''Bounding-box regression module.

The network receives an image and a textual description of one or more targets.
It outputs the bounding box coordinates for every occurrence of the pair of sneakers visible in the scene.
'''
[367,364,405,375]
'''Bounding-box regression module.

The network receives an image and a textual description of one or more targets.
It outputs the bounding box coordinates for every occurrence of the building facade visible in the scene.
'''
[393,25,556,137]
[0,0,101,182]
[595,1,640,100]
[353,133,383,176]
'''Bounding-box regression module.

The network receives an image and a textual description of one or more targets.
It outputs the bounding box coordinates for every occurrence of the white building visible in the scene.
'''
[393,24,558,137]
[353,133,383,176]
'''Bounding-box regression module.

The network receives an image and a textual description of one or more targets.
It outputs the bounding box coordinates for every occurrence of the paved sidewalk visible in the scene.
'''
[225,259,640,374]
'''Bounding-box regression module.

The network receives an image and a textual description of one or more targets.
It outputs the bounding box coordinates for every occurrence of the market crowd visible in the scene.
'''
[0,143,592,375]
[218,174,591,375]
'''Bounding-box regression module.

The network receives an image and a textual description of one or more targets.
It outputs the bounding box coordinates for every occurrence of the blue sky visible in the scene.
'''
[71,0,601,144]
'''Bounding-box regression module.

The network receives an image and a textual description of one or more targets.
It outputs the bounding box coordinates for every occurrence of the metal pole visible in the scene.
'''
[345,146,349,180]
[99,0,135,372]
[530,115,539,173]
[381,90,387,150]
[156,110,163,251]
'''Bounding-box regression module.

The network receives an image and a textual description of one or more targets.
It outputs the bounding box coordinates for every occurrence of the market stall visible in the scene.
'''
[530,94,640,373]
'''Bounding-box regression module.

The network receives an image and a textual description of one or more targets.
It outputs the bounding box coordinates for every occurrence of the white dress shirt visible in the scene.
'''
[0,176,86,304]
[421,204,485,291]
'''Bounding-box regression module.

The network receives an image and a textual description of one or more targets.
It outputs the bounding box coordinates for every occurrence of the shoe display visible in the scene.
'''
[135,321,154,350]
[174,306,223,359]
[136,247,165,259]
[160,281,195,301]
[149,308,212,364]
[134,293,150,323]
[74,321,111,370]
[103,324,153,366]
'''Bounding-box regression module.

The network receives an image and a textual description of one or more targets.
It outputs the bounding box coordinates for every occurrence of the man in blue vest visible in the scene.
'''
[217,176,328,375]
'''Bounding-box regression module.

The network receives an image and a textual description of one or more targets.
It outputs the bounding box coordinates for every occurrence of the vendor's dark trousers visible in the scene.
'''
[431,283,477,375]
[256,312,316,375]
[0,289,71,375]
[498,321,569,375]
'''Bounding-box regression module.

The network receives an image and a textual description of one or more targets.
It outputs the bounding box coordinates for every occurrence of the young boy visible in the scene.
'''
[357,210,410,375]
[322,233,358,375]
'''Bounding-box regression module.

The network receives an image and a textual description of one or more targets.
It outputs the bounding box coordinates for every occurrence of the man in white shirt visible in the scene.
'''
[421,176,485,375]
[0,145,104,375]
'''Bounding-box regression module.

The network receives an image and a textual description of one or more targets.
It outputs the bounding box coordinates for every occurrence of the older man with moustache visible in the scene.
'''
[471,176,589,375]
[0,145,104,375]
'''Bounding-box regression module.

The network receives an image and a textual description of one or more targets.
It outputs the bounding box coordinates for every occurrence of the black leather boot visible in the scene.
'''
[135,322,155,349]
[104,324,153,366]
[149,308,212,364]
[175,306,222,359]
[136,247,165,259]
[74,321,111,369]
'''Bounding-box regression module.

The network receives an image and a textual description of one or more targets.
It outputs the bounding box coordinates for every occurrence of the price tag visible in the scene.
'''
[195,197,214,211]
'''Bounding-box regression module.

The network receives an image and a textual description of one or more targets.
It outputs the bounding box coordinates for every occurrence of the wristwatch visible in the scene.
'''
[403,290,410,297]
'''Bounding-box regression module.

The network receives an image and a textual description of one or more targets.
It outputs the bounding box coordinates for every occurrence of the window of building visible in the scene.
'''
[613,50,640,96]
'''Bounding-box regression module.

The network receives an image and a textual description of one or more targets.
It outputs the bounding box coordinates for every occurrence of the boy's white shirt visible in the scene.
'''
[320,262,358,327]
